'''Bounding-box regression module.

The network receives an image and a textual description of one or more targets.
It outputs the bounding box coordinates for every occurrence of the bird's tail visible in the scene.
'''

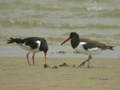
[107,46,114,50]
[7,37,23,44]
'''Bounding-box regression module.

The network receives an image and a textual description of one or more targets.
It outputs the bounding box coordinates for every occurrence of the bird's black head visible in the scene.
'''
[61,32,79,45]
[70,32,79,39]
[40,39,48,53]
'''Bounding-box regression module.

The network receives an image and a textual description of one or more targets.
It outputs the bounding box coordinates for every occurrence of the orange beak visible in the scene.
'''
[61,37,71,45]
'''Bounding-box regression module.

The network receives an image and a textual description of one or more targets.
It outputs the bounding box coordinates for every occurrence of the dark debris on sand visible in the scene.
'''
[59,62,69,67]
[45,62,78,69]
[52,65,58,69]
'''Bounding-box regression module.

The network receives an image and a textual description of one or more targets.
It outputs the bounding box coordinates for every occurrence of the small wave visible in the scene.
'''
[68,7,120,18]
[0,19,120,30]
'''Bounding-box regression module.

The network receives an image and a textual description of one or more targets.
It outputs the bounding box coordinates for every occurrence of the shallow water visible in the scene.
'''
[0,0,120,58]
[0,45,120,58]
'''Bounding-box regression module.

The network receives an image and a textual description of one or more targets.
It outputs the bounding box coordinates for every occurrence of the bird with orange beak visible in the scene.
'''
[61,32,114,68]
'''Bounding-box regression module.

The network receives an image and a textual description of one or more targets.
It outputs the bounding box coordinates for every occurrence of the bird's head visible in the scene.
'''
[61,32,79,45]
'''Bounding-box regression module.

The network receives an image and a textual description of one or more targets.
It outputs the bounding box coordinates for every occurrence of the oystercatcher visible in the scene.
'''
[8,37,48,68]
[61,32,114,68]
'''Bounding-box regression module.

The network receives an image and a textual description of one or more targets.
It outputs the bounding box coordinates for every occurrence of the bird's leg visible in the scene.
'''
[79,59,88,67]
[26,52,31,65]
[32,52,36,65]
[87,55,92,68]
[78,55,92,68]
[44,52,47,64]
[44,52,49,68]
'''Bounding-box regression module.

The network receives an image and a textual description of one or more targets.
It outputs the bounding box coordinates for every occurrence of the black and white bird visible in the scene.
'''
[61,32,114,68]
[8,37,48,68]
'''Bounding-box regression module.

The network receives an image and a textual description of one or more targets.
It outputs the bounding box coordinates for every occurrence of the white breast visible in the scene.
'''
[79,42,87,45]
[76,42,87,49]
[75,42,87,51]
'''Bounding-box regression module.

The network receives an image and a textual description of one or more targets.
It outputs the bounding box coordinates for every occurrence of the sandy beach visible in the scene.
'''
[0,57,120,90]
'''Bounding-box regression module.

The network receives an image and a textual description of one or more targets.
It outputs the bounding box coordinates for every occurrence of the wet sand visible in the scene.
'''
[0,57,120,90]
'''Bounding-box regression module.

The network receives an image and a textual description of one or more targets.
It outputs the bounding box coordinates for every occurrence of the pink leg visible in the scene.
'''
[44,52,49,68]
[32,52,36,64]
[44,52,47,64]
[26,52,31,65]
